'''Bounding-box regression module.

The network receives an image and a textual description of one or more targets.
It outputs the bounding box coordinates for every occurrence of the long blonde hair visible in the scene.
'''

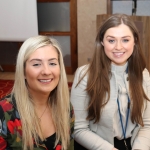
[12,35,70,150]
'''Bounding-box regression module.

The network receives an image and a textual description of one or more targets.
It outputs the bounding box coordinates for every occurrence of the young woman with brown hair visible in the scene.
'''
[71,13,150,150]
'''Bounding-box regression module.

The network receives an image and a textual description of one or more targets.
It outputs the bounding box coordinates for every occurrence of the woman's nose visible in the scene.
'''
[115,41,123,50]
[41,64,51,75]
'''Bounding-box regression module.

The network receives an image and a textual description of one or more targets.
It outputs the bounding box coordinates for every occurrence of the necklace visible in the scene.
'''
[38,104,48,121]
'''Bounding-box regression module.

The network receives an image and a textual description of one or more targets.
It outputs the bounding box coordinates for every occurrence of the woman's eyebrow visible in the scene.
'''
[29,58,58,62]
[106,35,131,38]
[122,36,131,38]
[106,35,115,38]
[29,59,42,62]
[48,58,58,61]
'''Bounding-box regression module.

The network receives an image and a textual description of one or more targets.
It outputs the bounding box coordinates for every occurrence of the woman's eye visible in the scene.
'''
[108,39,115,43]
[123,39,129,42]
[33,63,41,66]
[49,63,57,66]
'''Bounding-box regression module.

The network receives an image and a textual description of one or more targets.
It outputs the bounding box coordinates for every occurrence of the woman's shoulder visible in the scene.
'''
[143,68,150,74]
[142,68,150,85]
[73,65,89,85]
[143,68,150,78]
[77,64,89,72]
[75,64,89,78]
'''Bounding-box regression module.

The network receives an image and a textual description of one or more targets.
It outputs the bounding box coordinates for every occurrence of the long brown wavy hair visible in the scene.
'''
[79,14,149,126]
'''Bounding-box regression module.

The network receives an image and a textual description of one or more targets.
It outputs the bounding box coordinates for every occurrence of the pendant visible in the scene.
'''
[124,140,129,150]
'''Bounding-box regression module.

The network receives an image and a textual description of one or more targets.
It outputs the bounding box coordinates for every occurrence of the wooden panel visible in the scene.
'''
[0,65,15,72]
[70,0,77,74]
[97,14,150,72]
[107,0,112,14]
[131,16,150,72]
[0,41,22,72]
[65,66,74,74]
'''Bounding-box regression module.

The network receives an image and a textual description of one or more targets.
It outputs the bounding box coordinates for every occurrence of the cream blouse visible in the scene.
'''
[112,62,136,140]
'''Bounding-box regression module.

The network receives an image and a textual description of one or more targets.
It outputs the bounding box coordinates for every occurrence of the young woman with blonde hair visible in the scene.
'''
[0,35,74,150]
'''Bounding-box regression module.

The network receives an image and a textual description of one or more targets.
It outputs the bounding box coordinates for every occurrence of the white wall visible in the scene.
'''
[0,0,38,41]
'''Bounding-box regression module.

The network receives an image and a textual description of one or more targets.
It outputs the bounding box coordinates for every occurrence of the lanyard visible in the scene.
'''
[117,95,130,149]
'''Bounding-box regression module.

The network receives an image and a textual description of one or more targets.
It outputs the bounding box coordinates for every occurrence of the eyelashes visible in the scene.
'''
[32,62,57,67]
[108,39,129,44]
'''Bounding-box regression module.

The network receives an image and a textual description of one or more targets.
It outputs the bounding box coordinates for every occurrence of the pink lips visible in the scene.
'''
[113,52,124,57]
[39,79,52,83]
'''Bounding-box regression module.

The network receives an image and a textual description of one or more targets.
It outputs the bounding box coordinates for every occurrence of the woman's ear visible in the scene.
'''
[101,41,104,46]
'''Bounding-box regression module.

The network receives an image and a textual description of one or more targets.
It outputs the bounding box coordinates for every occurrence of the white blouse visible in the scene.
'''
[112,62,136,140]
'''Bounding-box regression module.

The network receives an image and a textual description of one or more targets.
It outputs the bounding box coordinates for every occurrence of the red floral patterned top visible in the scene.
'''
[0,94,74,150]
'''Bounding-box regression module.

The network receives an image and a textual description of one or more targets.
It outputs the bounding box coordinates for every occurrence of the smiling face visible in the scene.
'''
[102,23,135,66]
[25,45,60,96]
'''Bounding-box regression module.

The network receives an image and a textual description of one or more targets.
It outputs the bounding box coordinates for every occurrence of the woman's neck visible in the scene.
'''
[30,93,50,107]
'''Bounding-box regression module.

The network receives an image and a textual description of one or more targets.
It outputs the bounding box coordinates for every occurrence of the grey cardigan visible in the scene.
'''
[71,65,150,150]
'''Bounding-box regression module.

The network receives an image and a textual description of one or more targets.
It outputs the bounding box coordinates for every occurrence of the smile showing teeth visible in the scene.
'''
[113,52,124,57]
[39,79,52,82]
